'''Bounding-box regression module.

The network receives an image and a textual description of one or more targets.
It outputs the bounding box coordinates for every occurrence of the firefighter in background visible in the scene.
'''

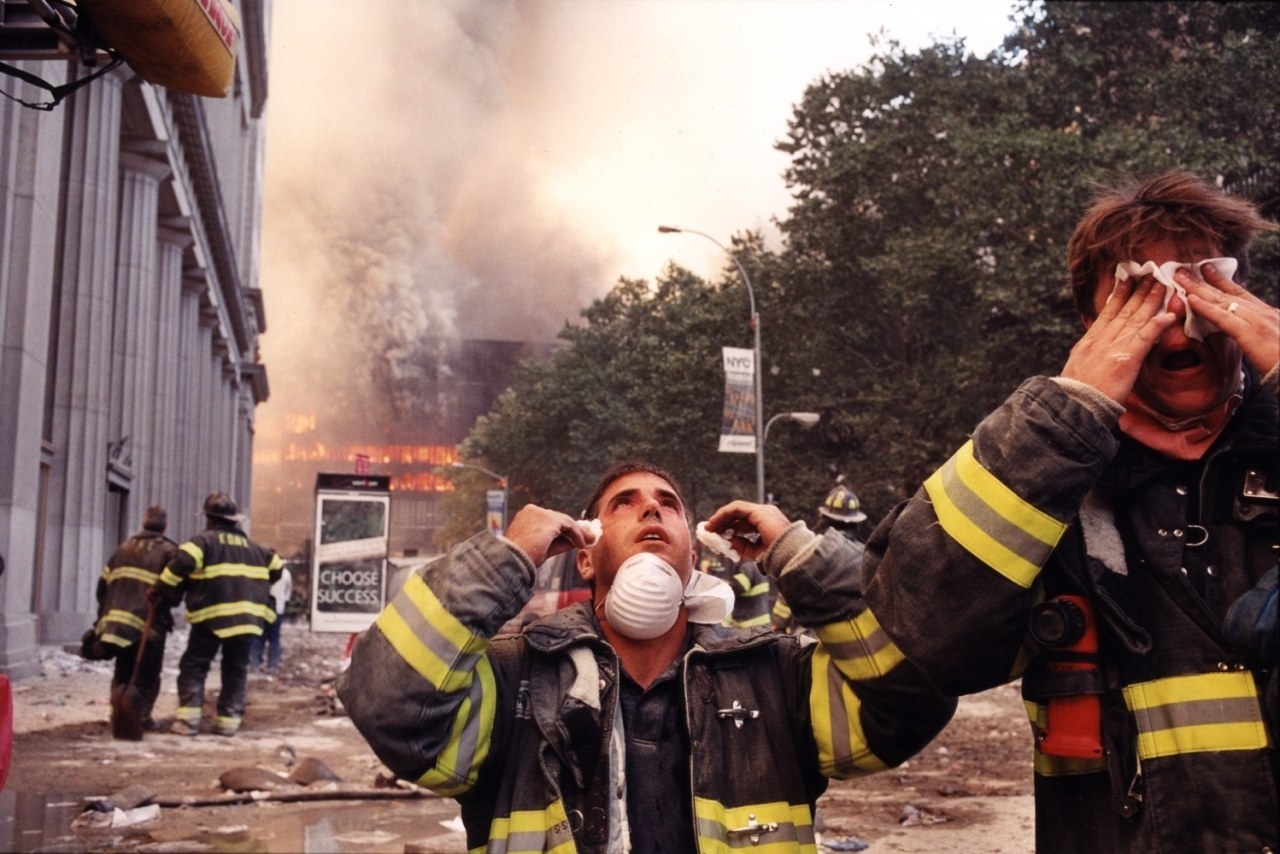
[151,492,283,737]
[93,505,178,734]
[702,553,771,628]
[773,481,868,634]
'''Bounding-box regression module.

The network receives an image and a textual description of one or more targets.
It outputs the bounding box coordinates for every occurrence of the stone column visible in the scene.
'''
[175,271,206,537]
[0,62,69,674]
[41,70,125,642]
[109,151,171,526]
[150,226,193,523]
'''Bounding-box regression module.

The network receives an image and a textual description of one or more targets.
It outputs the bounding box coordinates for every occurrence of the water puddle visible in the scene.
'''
[0,789,463,852]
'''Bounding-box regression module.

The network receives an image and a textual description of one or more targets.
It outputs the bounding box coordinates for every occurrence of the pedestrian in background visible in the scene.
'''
[92,505,178,734]
[151,492,283,737]
[251,563,292,674]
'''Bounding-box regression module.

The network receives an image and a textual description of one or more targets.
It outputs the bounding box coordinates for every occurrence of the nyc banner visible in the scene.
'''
[720,346,757,453]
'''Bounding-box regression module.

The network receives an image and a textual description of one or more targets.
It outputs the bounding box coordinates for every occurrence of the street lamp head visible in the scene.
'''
[789,412,821,428]
[657,225,682,234]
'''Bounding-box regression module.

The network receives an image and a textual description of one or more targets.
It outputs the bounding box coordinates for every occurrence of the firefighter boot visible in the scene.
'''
[170,706,201,736]
[212,714,241,737]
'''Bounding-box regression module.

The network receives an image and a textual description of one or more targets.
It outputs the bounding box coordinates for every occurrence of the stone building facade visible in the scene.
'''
[0,1,271,677]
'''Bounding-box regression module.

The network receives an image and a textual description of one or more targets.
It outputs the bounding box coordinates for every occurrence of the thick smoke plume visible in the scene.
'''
[259,1,612,439]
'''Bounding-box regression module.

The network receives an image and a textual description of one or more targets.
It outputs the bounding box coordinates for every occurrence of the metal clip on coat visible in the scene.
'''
[716,700,760,729]
[726,813,779,845]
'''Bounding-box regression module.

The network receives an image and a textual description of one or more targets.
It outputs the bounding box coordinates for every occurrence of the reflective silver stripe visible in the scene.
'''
[814,608,905,681]
[808,648,887,777]
[1123,671,1271,759]
[924,441,1065,588]
[693,797,817,852]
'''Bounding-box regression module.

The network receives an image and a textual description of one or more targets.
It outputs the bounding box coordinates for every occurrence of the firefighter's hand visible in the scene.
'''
[504,504,591,567]
[1061,274,1176,404]
[704,501,792,562]
[1179,265,1280,378]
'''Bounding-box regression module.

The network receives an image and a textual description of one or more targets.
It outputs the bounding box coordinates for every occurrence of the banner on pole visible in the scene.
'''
[486,489,507,535]
[719,346,757,453]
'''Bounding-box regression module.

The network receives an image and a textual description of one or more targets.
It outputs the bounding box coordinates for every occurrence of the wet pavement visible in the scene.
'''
[1,787,467,852]
[2,626,472,853]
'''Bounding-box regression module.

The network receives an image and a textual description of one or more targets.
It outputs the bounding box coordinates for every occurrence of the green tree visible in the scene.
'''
[453,1,1280,535]
[463,264,779,523]
[772,0,1280,517]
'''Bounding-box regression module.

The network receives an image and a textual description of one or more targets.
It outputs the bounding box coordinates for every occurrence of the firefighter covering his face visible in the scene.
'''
[858,170,1280,852]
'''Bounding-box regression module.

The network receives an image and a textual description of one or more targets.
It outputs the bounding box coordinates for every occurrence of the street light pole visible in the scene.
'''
[762,411,821,503]
[658,225,767,502]
[450,461,508,532]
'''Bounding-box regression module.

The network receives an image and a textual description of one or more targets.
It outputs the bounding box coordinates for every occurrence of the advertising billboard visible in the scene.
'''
[310,473,391,633]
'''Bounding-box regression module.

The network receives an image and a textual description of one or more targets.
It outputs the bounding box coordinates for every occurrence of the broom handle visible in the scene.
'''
[125,597,157,691]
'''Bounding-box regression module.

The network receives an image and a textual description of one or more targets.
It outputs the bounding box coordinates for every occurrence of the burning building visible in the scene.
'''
[252,337,558,559]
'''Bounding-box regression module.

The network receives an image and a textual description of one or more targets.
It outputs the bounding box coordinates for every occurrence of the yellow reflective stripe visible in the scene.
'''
[158,568,184,588]
[102,608,146,631]
[924,441,1066,589]
[732,574,770,598]
[1024,700,1107,776]
[100,632,130,648]
[1123,671,1271,759]
[485,800,576,853]
[415,657,496,795]
[187,601,275,623]
[693,797,816,852]
[809,647,888,777]
[179,541,204,562]
[376,572,486,694]
[214,624,264,639]
[102,566,162,585]
[813,608,905,681]
[192,562,272,581]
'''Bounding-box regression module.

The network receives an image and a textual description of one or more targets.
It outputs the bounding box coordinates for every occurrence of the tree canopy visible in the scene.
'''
[453,1,1280,539]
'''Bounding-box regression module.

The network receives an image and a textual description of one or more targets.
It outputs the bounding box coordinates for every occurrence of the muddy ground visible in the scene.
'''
[4,622,1033,852]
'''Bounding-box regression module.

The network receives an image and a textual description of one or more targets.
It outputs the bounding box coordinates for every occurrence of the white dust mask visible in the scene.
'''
[603,552,734,640]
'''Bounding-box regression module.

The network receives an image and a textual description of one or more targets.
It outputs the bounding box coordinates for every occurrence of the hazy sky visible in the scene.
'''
[258,0,1020,433]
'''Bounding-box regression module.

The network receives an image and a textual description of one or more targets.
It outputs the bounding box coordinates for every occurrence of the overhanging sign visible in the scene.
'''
[311,473,391,633]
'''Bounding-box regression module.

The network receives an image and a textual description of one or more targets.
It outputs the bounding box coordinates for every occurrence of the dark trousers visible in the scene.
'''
[250,615,283,670]
[111,632,167,723]
[176,625,252,719]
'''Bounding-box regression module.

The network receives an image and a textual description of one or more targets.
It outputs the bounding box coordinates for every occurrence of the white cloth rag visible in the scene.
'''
[1112,257,1237,341]
[683,569,735,625]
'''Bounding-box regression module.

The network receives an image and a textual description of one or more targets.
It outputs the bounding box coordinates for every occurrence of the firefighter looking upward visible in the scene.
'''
[338,460,955,851]
[152,492,283,737]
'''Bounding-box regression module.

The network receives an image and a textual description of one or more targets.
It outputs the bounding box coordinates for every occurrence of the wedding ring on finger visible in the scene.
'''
[1227,300,1240,315]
